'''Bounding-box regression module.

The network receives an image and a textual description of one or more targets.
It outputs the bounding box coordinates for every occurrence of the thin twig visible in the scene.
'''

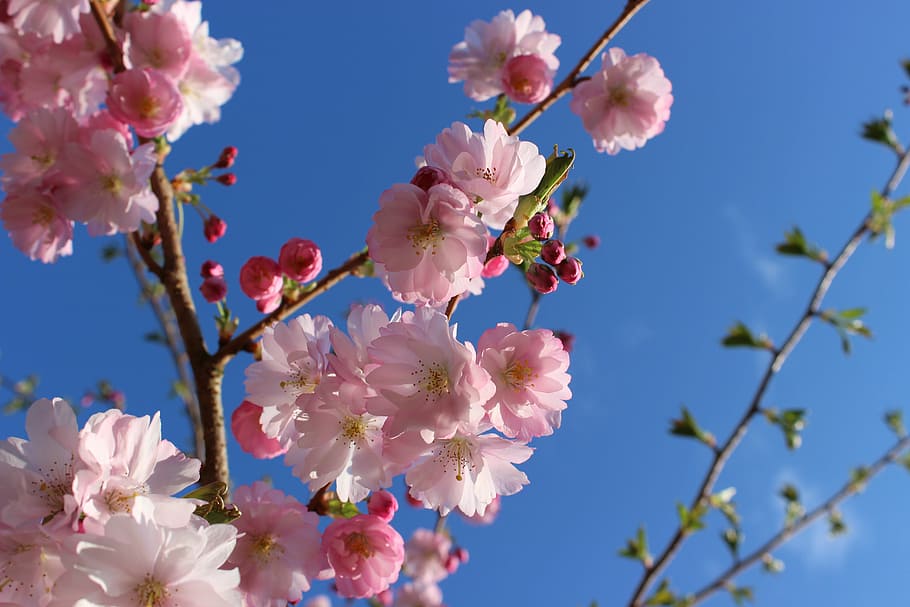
[687,434,910,606]
[523,291,541,330]
[509,0,652,137]
[124,236,204,458]
[627,149,910,607]
[214,250,370,362]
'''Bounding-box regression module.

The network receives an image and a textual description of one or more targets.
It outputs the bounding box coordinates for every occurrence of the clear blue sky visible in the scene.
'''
[2,1,910,606]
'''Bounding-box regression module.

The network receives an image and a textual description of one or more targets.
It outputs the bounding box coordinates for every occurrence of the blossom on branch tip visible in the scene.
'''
[279,237,322,283]
[106,68,184,138]
[501,53,552,104]
[239,256,283,311]
[570,48,673,155]
[321,514,405,599]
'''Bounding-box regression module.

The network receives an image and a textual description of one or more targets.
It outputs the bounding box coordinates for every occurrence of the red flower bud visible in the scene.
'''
[203,215,227,243]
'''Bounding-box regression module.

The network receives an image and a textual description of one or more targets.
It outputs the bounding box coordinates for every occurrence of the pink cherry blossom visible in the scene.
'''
[368,490,399,522]
[0,522,64,606]
[50,512,241,607]
[423,120,545,230]
[0,189,73,262]
[287,392,390,503]
[393,582,445,607]
[405,431,532,517]
[244,314,333,444]
[0,398,81,529]
[227,482,331,607]
[0,107,79,188]
[321,514,404,599]
[366,182,488,306]
[231,400,288,459]
[6,0,89,43]
[501,53,552,104]
[106,68,184,138]
[569,48,673,155]
[448,9,560,102]
[403,528,451,584]
[482,254,509,279]
[125,9,193,80]
[279,237,322,282]
[56,131,158,235]
[460,494,501,525]
[366,307,494,442]
[477,323,572,441]
[326,303,393,413]
[73,409,201,532]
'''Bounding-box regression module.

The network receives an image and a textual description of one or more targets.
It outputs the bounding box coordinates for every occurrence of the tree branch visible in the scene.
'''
[627,148,910,607]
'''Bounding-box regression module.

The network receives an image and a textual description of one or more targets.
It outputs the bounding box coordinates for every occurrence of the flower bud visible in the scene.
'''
[528,212,554,240]
[216,172,237,186]
[554,330,575,352]
[231,400,288,459]
[482,254,509,278]
[214,145,238,169]
[452,546,469,564]
[368,490,399,522]
[204,215,226,243]
[199,276,227,302]
[410,166,452,191]
[501,54,553,104]
[239,256,282,303]
[540,239,566,265]
[278,237,322,282]
[557,257,583,284]
[583,234,601,249]
[444,553,461,574]
[526,263,558,294]
[375,589,394,607]
[200,259,224,278]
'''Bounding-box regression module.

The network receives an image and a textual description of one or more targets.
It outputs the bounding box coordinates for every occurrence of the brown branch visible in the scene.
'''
[687,434,910,606]
[214,250,370,362]
[627,148,910,607]
[89,0,125,72]
[124,236,204,458]
[509,0,653,137]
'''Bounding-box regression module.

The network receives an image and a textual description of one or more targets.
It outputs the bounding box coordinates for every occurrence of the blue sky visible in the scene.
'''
[2,1,910,606]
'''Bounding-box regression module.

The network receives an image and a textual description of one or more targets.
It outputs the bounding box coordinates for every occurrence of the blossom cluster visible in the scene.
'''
[241,305,571,519]
[0,0,241,261]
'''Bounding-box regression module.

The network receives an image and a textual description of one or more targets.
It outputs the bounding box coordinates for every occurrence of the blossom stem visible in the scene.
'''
[627,147,910,607]
[509,0,653,137]
[686,435,910,606]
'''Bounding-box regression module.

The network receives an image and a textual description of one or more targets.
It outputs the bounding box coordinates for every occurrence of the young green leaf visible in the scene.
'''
[725,583,755,606]
[885,410,906,438]
[761,553,785,574]
[721,322,773,350]
[669,407,716,448]
[618,526,653,568]
[828,510,847,536]
[644,580,677,606]
[860,112,899,150]
[775,226,828,264]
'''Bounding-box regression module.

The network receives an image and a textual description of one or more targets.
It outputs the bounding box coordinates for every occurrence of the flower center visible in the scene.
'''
[609,86,630,107]
[504,360,535,391]
[134,574,168,607]
[413,361,451,401]
[139,95,161,119]
[474,166,498,183]
[437,437,474,481]
[102,174,123,195]
[32,204,55,227]
[103,483,149,514]
[30,152,55,169]
[31,456,74,518]
[339,415,367,444]
[408,219,443,253]
[252,533,284,564]
[279,360,319,397]
[344,531,374,558]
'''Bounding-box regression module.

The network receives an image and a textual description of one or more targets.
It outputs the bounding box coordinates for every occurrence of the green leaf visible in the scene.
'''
[761,553,785,574]
[849,466,870,492]
[669,407,716,449]
[676,502,707,534]
[885,410,906,438]
[779,483,804,526]
[828,510,847,536]
[467,94,515,127]
[764,408,807,450]
[901,451,910,473]
[710,487,741,526]
[100,244,122,262]
[868,191,910,249]
[818,308,873,354]
[722,527,742,558]
[644,580,677,606]
[618,526,652,568]
[775,227,828,264]
[186,482,241,524]
[725,583,755,606]
[860,112,899,150]
[325,497,361,519]
[721,322,773,350]
[513,146,575,227]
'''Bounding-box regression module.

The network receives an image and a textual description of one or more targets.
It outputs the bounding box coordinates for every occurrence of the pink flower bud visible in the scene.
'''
[255,290,283,314]
[106,67,183,138]
[204,215,227,243]
[583,234,601,249]
[199,276,227,302]
[375,589,394,607]
[526,262,558,294]
[482,254,509,278]
[540,239,566,265]
[528,212,554,240]
[278,237,323,282]
[453,546,469,564]
[216,172,237,186]
[554,330,575,352]
[410,166,453,191]
[231,400,288,459]
[501,54,553,104]
[557,257,583,284]
[443,553,461,574]
[214,145,238,169]
[367,490,399,522]
[200,260,224,278]
[239,256,283,302]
